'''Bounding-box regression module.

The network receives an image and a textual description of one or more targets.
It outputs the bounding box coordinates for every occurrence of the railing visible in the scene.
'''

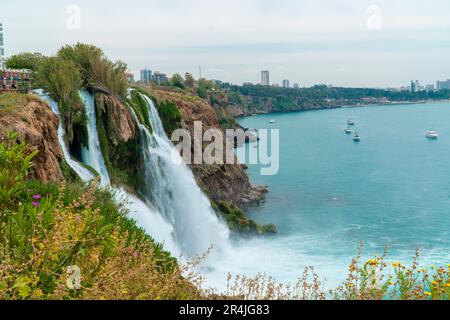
[0,80,31,94]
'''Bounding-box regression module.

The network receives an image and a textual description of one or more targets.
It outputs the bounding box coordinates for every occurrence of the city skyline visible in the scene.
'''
[1,1,450,87]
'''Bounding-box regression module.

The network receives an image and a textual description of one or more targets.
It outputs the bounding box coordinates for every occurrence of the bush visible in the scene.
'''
[6,52,46,71]
[0,131,38,209]
[216,201,277,235]
[58,43,128,99]
[156,101,183,136]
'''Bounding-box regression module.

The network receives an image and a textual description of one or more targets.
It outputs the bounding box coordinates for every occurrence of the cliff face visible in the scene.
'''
[0,97,64,182]
[152,89,267,207]
[96,94,136,145]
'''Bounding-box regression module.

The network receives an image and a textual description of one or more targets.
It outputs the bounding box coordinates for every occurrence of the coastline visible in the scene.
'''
[235,98,450,120]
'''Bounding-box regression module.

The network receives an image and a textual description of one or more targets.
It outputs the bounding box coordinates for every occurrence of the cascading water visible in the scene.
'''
[76,90,180,255]
[129,92,230,257]
[33,90,95,182]
[35,87,296,292]
[36,89,179,255]
[79,90,110,186]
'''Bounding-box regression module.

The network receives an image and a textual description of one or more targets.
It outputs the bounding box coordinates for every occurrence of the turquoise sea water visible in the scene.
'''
[232,101,450,287]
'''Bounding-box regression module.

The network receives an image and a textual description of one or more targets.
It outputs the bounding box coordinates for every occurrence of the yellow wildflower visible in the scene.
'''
[367,259,378,266]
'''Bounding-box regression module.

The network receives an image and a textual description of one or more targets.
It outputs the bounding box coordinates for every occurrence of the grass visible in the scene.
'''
[0,92,38,113]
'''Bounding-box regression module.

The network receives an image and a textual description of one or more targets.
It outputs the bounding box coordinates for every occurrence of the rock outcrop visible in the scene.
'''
[0,96,64,182]
[152,88,267,207]
[96,94,136,145]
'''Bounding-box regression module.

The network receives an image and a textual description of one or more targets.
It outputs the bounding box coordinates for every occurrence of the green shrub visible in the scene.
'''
[0,131,38,209]
[128,90,152,132]
[156,101,183,136]
[6,52,46,71]
[216,201,277,235]
[58,43,128,99]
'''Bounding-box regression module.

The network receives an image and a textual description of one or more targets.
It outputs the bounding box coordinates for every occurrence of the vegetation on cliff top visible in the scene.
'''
[0,92,39,113]
[225,84,450,114]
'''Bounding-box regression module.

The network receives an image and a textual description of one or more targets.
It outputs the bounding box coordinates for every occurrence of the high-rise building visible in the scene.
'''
[410,80,420,93]
[140,68,152,83]
[261,70,270,86]
[153,71,168,85]
[293,83,299,89]
[282,79,290,88]
[436,80,450,91]
[425,84,435,92]
[125,72,135,83]
[0,22,6,71]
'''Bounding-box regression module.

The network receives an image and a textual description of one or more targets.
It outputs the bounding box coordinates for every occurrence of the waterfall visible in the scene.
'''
[132,93,230,257]
[36,89,179,255]
[36,87,230,260]
[33,90,95,182]
[79,90,111,186]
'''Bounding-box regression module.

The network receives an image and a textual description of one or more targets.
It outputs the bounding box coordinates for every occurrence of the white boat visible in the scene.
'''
[269,120,276,124]
[347,119,355,126]
[426,130,439,139]
[353,133,361,142]
[345,128,352,134]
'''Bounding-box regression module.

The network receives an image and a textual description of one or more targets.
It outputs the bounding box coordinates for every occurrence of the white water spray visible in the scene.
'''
[79,90,110,186]
[33,90,95,182]
[36,89,179,255]
[128,92,230,257]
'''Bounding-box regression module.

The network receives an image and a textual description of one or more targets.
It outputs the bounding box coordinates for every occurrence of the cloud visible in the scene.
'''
[1,0,450,86]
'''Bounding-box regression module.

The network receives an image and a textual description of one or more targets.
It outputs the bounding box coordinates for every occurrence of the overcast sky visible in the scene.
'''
[1,0,450,87]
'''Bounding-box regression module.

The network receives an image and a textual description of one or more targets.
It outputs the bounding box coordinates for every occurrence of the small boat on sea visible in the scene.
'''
[353,133,361,142]
[347,119,355,126]
[269,120,276,124]
[426,130,439,139]
[345,128,352,134]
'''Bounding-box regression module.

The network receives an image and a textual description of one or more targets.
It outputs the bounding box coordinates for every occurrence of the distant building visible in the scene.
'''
[436,80,450,91]
[425,84,435,92]
[153,71,168,85]
[261,70,270,86]
[293,83,299,89]
[282,79,290,88]
[410,80,420,93]
[0,22,6,71]
[125,72,135,83]
[140,69,152,83]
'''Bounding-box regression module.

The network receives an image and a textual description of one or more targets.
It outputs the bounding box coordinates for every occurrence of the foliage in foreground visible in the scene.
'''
[220,245,450,301]
[0,133,199,300]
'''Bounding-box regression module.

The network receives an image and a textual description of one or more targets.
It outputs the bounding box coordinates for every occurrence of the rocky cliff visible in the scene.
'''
[0,95,64,182]
[152,88,267,207]
[0,89,265,208]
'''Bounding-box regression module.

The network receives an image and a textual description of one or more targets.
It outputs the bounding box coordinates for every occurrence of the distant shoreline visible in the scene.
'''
[236,98,450,119]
